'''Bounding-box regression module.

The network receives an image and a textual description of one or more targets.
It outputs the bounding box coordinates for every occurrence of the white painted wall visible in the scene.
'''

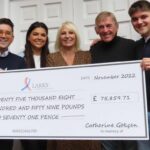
[0,0,9,17]
[0,0,141,55]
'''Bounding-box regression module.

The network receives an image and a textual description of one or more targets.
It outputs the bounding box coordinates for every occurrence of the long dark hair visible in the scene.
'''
[24,21,49,68]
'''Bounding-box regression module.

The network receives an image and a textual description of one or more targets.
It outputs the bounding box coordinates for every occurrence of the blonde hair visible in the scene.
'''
[55,21,80,51]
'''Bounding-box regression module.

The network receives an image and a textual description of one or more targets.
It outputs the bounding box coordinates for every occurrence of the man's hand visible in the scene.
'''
[141,58,150,70]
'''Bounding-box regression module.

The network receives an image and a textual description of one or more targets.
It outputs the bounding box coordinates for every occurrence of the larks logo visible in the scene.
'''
[21,77,49,91]
[21,77,31,91]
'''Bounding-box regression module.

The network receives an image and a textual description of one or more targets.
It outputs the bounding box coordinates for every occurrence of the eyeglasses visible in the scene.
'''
[0,30,13,37]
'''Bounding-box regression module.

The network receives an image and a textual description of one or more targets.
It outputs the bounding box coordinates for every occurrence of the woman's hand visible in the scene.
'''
[90,38,101,46]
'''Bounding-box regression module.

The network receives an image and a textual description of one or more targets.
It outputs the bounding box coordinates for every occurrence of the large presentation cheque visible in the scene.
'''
[0,61,148,140]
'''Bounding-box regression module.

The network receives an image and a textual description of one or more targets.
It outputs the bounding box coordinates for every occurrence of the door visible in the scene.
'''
[10,0,73,54]
[9,0,138,54]
[73,0,139,50]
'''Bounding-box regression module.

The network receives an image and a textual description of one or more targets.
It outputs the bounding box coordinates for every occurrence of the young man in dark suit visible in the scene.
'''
[0,18,26,150]
[129,0,150,149]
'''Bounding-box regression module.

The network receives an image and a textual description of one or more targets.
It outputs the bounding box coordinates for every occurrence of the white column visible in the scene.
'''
[0,0,9,18]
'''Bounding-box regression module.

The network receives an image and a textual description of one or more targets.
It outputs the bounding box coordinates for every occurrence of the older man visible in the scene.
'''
[90,11,137,150]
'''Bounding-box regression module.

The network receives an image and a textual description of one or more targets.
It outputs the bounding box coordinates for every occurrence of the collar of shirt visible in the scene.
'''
[144,36,150,43]
[0,49,9,57]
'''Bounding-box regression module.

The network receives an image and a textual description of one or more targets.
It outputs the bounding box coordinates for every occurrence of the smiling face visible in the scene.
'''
[95,16,118,42]
[60,27,76,49]
[28,27,47,52]
[131,10,150,38]
[0,24,14,52]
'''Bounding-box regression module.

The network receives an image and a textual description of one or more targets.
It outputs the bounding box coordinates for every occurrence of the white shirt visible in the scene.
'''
[0,49,9,57]
[33,55,41,69]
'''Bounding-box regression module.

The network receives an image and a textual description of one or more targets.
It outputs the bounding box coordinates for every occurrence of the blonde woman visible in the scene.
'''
[47,21,100,150]
[47,21,91,66]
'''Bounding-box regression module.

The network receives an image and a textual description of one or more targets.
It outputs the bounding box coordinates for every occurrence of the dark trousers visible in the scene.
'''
[102,140,137,150]
[121,141,137,150]
[0,140,13,150]
[21,140,47,150]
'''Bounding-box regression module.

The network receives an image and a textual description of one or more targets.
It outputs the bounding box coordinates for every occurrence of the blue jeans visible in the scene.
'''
[137,112,150,150]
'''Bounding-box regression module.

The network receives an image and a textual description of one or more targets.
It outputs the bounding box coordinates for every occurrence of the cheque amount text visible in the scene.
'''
[93,95,132,102]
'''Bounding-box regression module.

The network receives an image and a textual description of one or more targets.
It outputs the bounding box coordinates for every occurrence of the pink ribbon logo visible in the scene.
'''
[21,77,31,91]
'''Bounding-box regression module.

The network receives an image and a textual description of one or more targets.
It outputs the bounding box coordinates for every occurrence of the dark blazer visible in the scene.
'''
[0,52,26,70]
[134,38,150,111]
[0,52,26,150]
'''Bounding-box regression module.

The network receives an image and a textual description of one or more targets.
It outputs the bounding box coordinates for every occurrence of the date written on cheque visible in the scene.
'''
[92,93,137,102]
